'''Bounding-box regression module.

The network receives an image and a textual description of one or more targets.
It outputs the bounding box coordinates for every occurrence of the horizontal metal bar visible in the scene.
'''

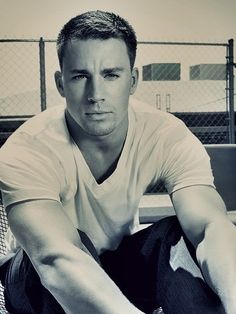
[0,132,13,139]
[0,38,228,47]
[138,41,228,47]
[0,116,32,121]
[0,39,56,43]
[0,39,40,43]
[190,126,228,133]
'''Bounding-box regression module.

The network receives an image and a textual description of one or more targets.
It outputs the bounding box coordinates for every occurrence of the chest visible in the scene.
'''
[82,149,121,184]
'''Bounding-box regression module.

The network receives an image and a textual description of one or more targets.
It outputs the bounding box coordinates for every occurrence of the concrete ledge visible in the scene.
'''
[139,193,236,224]
[139,193,174,223]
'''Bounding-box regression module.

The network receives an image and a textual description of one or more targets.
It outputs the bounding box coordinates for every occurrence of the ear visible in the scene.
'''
[130,67,139,95]
[54,71,65,98]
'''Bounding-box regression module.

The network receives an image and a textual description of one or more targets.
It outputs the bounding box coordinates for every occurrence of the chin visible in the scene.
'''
[85,126,115,137]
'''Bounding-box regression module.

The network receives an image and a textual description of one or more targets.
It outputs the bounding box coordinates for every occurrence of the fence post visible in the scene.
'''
[39,37,47,111]
[227,39,235,143]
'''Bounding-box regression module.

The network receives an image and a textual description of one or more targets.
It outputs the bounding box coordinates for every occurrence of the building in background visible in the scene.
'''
[135,62,226,112]
[190,64,226,80]
[142,63,181,81]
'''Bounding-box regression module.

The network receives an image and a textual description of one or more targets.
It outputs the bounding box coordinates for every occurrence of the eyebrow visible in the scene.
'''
[70,69,89,74]
[69,67,125,75]
[102,67,125,73]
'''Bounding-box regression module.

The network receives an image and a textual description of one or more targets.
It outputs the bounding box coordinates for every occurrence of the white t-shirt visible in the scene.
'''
[0,99,214,254]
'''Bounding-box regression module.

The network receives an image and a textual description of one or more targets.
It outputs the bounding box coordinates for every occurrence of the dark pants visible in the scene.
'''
[0,216,225,314]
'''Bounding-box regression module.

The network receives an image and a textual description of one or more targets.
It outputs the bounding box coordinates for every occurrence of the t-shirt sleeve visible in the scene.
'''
[0,132,64,208]
[160,120,215,194]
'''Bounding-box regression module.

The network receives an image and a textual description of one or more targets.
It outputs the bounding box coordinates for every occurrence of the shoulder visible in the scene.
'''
[0,104,74,175]
[0,106,77,207]
[1,105,71,153]
[12,105,68,139]
[130,97,183,126]
[129,97,188,143]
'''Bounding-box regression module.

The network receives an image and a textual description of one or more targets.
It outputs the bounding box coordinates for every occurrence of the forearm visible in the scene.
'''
[36,245,144,314]
[6,200,142,313]
[196,218,236,313]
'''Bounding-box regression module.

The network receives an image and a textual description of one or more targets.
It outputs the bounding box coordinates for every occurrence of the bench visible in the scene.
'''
[0,143,236,312]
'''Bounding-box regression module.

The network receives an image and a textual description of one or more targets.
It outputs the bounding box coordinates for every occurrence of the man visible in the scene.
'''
[0,10,236,314]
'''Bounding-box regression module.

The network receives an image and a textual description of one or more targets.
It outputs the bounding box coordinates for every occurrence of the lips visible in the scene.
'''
[85,111,111,120]
[85,111,109,115]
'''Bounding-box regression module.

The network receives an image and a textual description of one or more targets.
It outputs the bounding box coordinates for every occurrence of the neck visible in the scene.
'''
[65,111,128,183]
[65,110,128,154]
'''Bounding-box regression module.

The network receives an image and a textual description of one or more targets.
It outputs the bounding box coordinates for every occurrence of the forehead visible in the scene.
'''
[62,38,131,69]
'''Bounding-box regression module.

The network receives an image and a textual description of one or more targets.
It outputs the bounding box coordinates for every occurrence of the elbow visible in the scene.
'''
[195,220,219,263]
[34,250,65,289]
[196,217,233,264]
[33,246,80,290]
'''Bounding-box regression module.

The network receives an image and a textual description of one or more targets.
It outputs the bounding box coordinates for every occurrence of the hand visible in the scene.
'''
[153,307,164,314]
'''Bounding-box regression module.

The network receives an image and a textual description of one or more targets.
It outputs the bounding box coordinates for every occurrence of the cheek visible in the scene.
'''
[108,80,132,98]
[65,86,85,104]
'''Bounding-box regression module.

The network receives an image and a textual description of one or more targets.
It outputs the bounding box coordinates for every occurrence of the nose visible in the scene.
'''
[87,76,105,104]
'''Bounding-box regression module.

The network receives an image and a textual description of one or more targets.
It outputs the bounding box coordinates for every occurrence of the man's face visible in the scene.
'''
[56,38,138,137]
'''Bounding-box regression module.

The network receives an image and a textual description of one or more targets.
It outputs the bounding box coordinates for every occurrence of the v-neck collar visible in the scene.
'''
[71,106,135,192]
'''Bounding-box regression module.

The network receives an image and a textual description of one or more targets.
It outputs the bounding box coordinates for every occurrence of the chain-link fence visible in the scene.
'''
[135,40,235,144]
[0,40,41,116]
[0,38,235,145]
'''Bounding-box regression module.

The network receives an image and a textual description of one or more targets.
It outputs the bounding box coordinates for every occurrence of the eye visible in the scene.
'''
[104,73,120,80]
[72,74,87,81]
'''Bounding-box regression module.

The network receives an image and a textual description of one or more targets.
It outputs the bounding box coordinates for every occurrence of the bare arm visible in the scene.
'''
[172,185,236,314]
[6,199,144,314]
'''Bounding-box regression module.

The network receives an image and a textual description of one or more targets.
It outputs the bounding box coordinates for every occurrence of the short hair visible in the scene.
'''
[56,10,137,69]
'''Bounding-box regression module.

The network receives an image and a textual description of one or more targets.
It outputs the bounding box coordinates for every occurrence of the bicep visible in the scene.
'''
[6,200,83,263]
[171,185,227,247]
